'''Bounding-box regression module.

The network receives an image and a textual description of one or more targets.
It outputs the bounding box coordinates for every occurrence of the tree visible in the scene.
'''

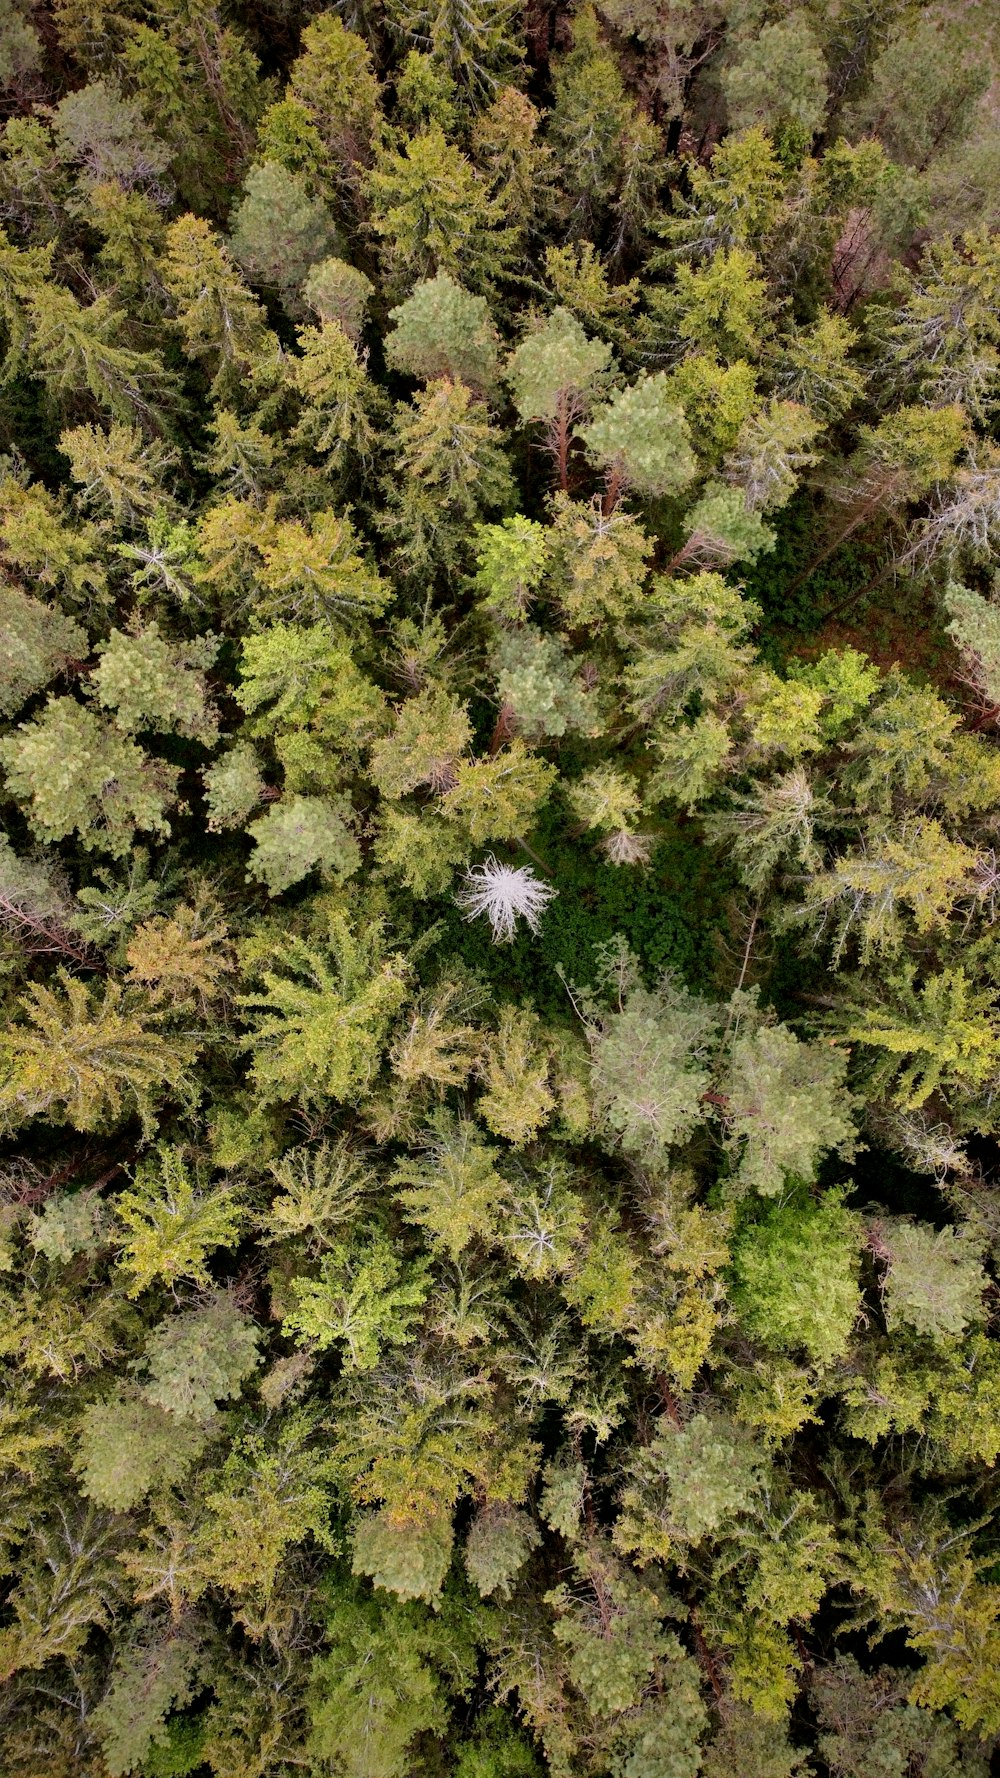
[723,399,821,514]
[163,213,274,400]
[812,1655,990,1778]
[115,1146,244,1294]
[844,11,989,173]
[291,319,380,473]
[943,577,1000,712]
[789,403,968,590]
[61,421,178,525]
[0,697,180,854]
[442,740,555,844]
[505,307,613,492]
[547,3,650,229]
[21,282,177,428]
[0,975,197,1137]
[49,77,171,192]
[245,794,360,895]
[663,247,771,364]
[367,126,501,293]
[879,1218,986,1340]
[583,941,719,1160]
[794,819,975,965]
[285,1232,429,1370]
[567,766,651,866]
[730,1190,862,1368]
[385,271,499,394]
[720,995,856,1198]
[670,483,775,572]
[241,915,410,1108]
[76,1394,210,1510]
[368,685,472,797]
[491,625,594,739]
[197,1413,337,1604]
[392,1112,501,1256]
[548,493,653,625]
[92,1616,207,1778]
[381,378,513,578]
[307,1579,479,1778]
[0,583,85,718]
[92,624,219,743]
[580,371,697,506]
[665,127,787,259]
[386,0,521,101]
[722,15,828,144]
[302,255,374,340]
[455,857,556,942]
[774,309,865,424]
[839,965,1000,1111]
[472,515,549,623]
[287,12,380,195]
[877,231,1000,422]
[478,1008,555,1145]
[229,160,337,306]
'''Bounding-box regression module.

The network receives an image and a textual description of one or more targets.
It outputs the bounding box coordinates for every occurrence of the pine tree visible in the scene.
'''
[506,307,613,492]
[0,583,85,717]
[229,160,337,306]
[722,15,828,144]
[385,271,499,394]
[580,371,697,506]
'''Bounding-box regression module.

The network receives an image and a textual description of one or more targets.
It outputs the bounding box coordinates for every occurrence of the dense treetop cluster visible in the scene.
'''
[0,0,999,1773]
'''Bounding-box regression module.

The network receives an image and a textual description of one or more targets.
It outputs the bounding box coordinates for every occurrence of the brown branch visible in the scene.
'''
[0,895,102,970]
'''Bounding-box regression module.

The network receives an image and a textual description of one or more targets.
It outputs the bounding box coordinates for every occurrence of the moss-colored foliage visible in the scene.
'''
[730,1191,863,1368]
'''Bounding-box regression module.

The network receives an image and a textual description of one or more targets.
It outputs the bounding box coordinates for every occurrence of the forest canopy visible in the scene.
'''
[0,1,998,1774]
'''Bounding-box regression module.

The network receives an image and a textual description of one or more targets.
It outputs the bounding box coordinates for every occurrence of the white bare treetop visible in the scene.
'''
[455,856,557,944]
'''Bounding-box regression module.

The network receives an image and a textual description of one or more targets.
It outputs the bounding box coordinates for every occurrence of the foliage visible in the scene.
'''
[0,7,997,1771]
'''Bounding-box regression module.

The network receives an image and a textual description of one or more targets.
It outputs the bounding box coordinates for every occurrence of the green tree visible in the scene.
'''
[0,583,85,718]
[141,1295,261,1419]
[385,271,499,394]
[246,794,361,896]
[0,975,197,1137]
[91,624,219,744]
[241,915,410,1108]
[284,1231,429,1369]
[307,1579,479,1778]
[840,965,1000,1111]
[229,160,337,306]
[392,1112,503,1256]
[0,697,180,854]
[506,307,613,491]
[722,15,828,144]
[164,213,274,400]
[368,126,501,294]
[548,3,651,230]
[115,1146,244,1295]
[720,995,856,1198]
[381,378,513,578]
[287,12,380,196]
[386,0,520,101]
[61,421,178,525]
[580,371,697,506]
[730,1190,862,1368]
